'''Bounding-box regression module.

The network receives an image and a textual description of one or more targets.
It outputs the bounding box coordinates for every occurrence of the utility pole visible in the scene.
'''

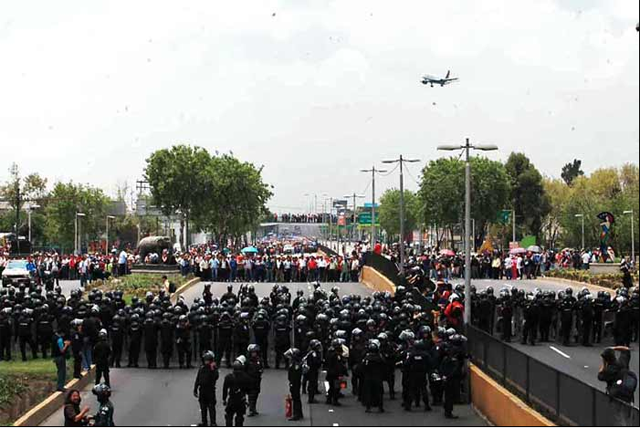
[382,155,420,275]
[361,166,388,245]
[343,193,365,242]
[624,210,635,264]
[438,138,498,327]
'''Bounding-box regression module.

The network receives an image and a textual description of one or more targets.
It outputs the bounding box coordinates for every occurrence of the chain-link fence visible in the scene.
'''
[468,325,639,426]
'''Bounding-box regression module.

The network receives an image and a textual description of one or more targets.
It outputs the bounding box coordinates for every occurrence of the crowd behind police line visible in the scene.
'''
[0,279,470,425]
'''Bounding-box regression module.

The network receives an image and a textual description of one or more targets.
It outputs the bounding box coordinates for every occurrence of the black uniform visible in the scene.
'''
[361,350,385,412]
[143,317,159,368]
[288,360,304,420]
[160,316,175,369]
[194,364,220,427]
[403,345,432,411]
[217,316,234,368]
[222,370,251,427]
[93,338,112,387]
[109,316,125,368]
[246,355,264,416]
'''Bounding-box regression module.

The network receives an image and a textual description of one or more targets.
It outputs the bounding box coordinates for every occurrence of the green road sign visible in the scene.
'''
[358,212,379,225]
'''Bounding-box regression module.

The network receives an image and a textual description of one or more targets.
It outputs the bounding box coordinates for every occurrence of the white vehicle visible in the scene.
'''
[1,259,32,287]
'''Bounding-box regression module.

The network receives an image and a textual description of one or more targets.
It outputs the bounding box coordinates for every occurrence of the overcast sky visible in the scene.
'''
[1,0,638,213]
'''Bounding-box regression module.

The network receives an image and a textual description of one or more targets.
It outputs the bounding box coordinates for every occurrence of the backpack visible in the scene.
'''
[611,369,638,403]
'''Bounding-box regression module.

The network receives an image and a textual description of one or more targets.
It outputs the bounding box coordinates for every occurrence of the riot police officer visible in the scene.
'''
[176,315,193,369]
[246,344,264,417]
[194,350,219,427]
[223,359,251,427]
[285,348,304,421]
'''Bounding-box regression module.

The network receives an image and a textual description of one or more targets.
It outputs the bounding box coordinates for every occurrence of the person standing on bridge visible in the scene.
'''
[194,351,219,427]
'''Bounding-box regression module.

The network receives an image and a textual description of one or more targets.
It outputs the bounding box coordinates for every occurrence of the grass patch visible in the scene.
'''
[0,376,28,408]
[0,359,72,424]
[87,273,194,299]
[546,268,638,289]
[0,358,60,377]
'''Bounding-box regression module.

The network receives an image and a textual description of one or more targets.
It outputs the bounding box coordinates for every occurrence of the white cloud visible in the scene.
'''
[0,0,637,212]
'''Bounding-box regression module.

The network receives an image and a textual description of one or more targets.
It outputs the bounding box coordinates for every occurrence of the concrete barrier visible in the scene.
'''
[470,364,555,427]
[13,365,96,427]
[360,266,396,294]
[170,277,201,304]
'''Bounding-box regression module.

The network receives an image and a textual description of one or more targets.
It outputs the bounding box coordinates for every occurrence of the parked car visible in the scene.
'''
[1,259,32,287]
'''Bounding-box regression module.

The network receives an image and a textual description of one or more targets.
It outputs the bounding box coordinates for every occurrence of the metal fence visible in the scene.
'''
[468,325,640,426]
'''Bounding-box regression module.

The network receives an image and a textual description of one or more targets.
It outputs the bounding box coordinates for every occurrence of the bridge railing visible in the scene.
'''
[468,325,640,426]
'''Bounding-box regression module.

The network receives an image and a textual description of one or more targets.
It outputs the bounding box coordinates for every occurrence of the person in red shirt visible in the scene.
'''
[308,256,318,282]
[373,242,382,255]
[444,295,464,331]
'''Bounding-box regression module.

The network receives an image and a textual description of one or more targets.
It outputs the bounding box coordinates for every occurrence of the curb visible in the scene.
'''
[170,277,201,304]
[535,277,618,293]
[13,365,96,427]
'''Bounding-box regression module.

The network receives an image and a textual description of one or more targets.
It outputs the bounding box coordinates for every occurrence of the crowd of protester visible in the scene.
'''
[266,213,339,224]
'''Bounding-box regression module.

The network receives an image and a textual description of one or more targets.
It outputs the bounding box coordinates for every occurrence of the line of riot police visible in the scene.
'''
[1,280,470,421]
[470,285,639,347]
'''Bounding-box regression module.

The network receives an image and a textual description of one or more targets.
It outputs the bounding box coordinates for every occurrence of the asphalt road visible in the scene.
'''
[41,281,485,426]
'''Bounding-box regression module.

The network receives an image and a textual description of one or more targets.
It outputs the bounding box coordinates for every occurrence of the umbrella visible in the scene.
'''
[509,247,527,255]
[241,246,259,254]
[527,245,542,253]
[440,249,456,257]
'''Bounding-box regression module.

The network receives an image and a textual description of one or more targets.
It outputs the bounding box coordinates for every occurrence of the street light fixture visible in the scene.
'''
[27,204,41,245]
[382,156,420,274]
[106,215,116,255]
[75,212,86,255]
[361,167,388,245]
[437,138,498,327]
[623,210,635,264]
[343,193,366,242]
[574,214,585,250]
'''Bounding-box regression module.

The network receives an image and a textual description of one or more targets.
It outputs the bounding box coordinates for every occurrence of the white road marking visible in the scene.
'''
[550,346,571,359]
[333,424,339,427]
[584,366,589,369]
[328,409,334,413]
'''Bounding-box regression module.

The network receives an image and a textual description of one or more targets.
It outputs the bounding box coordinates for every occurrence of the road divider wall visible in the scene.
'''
[361,266,396,294]
[470,364,555,427]
[13,365,96,427]
[170,277,201,304]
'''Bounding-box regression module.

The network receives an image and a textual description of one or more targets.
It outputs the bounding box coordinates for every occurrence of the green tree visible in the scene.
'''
[561,159,584,186]
[0,163,48,235]
[505,152,551,241]
[144,145,213,248]
[541,178,569,249]
[196,154,273,246]
[418,157,510,247]
[378,189,418,240]
[559,166,639,254]
[44,182,110,252]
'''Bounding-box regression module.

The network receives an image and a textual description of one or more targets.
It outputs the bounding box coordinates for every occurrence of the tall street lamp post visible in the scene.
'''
[438,138,498,327]
[382,155,420,275]
[75,212,86,255]
[106,215,116,254]
[623,210,635,264]
[27,204,40,245]
[361,166,388,245]
[575,214,585,250]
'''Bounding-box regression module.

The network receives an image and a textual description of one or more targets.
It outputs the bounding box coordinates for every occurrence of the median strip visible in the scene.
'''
[13,365,96,427]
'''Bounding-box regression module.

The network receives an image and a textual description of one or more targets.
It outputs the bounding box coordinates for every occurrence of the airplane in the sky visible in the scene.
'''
[421,70,459,87]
